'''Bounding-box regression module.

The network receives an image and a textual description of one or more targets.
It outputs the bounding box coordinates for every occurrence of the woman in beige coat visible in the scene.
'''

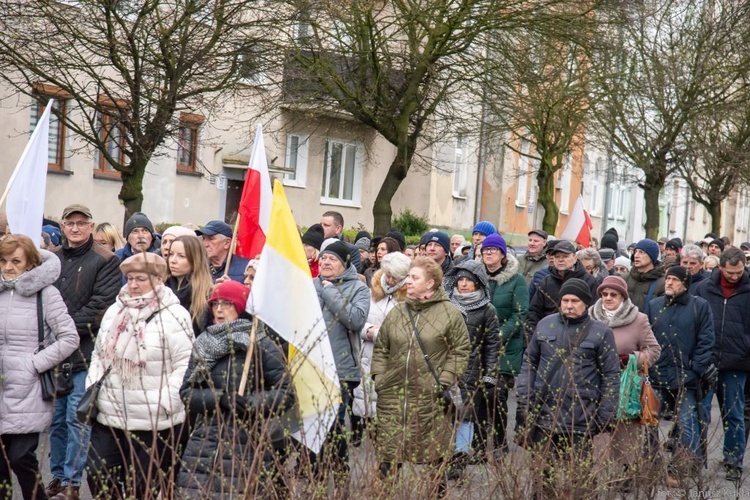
[589,275,661,490]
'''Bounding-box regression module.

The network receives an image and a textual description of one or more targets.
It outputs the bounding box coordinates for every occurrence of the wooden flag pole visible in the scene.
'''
[237,315,258,395]
[223,213,241,277]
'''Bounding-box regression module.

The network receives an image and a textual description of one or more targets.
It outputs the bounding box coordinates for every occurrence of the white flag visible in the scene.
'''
[5,102,53,245]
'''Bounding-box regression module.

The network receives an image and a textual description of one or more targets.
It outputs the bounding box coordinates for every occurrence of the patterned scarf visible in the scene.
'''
[380,273,407,296]
[187,318,252,384]
[450,288,489,316]
[103,286,165,385]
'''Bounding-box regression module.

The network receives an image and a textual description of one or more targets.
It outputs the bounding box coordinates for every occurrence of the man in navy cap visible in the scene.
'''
[196,220,250,283]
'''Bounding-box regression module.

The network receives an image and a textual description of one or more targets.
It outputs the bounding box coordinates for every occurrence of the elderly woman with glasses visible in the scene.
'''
[85,252,194,498]
[589,275,660,492]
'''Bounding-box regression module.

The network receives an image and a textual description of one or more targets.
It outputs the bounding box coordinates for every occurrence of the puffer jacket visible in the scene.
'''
[626,265,665,311]
[87,285,194,431]
[0,250,79,435]
[178,321,295,497]
[353,269,407,418]
[688,269,709,295]
[526,260,598,333]
[445,260,500,393]
[516,311,620,435]
[693,269,750,372]
[487,254,529,375]
[372,288,470,463]
[645,291,714,390]
[314,264,370,382]
[54,236,121,372]
[518,251,547,285]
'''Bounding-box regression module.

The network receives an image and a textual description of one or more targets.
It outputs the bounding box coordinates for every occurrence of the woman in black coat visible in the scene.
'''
[178,281,295,498]
[444,259,500,476]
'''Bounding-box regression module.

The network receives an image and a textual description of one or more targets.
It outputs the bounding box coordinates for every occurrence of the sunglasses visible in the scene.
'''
[600,291,621,298]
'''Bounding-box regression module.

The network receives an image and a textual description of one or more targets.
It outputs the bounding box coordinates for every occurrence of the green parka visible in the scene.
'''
[487,254,529,375]
[372,287,470,464]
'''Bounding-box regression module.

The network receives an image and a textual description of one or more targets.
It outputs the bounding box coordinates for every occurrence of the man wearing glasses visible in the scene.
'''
[46,204,121,499]
[525,240,598,334]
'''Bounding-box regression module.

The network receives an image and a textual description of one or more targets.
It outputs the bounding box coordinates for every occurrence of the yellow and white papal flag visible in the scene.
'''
[250,180,341,453]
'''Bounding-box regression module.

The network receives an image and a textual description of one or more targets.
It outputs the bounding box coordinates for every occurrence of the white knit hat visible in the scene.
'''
[380,252,411,280]
[615,255,632,270]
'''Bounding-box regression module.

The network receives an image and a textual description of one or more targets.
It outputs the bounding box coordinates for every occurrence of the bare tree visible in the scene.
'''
[279,0,596,235]
[0,0,279,221]
[590,0,750,239]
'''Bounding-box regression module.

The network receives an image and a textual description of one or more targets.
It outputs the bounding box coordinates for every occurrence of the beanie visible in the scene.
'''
[600,228,619,253]
[472,221,497,237]
[456,269,479,286]
[422,231,450,254]
[597,275,629,300]
[666,266,692,288]
[385,230,406,251]
[301,224,325,250]
[559,278,593,304]
[320,239,350,266]
[379,252,411,280]
[209,280,250,316]
[615,256,632,271]
[124,212,154,238]
[634,239,659,265]
[665,238,682,253]
[355,230,372,242]
[709,239,725,252]
[354,236,371,251]
[481,233,507,256]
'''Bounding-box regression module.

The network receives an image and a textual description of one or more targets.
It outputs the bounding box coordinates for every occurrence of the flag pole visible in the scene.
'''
[237,315,258,395]
[223,213,241,278]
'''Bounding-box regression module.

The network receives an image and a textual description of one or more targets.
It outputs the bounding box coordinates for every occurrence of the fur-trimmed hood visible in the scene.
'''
[371,268,408,303]
[589,298,639,329]
[488,253,520,285]
[0,249,60,297]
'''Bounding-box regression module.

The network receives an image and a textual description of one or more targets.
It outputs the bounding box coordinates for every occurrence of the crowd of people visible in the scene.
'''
[1,204,749,498]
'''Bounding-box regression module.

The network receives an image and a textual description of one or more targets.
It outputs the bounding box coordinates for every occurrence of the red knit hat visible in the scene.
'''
[597,275,629,300]
[208,281,249,315]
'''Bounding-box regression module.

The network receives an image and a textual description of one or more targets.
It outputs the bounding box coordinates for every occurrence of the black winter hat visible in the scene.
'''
[301,224,325,250]
[124,212,154,238]
[665,238,682,252]
[320,239,351,266]
[600,227,619,253]
[355,230,372,242]
[709,239,725,252]
[559,278,593,305]
[385,230,406,251]
[666,265,692,288]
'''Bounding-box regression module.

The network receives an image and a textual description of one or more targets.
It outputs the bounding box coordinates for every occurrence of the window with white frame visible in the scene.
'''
[283,133,309,187]
[588,157,605,216]
[320,139,362,205]
[452,134,467,197]
[559,153,572,214]
[607,165,628,220]
[515,140,530,207]
[30,90,70,172]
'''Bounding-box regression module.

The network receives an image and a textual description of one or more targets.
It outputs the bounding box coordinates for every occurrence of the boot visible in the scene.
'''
[45,478,64,498]
[447,452,468,481]
[50,486,79,500]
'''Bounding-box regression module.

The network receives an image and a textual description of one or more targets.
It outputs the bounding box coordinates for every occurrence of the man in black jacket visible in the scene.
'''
[694,248,750,482]
[46,204,121,499]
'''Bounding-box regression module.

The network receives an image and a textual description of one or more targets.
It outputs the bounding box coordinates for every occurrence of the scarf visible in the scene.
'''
[602,303,622,321]
[103,286,164,385]
[450,288,489,315]
[381,273,407,296]
[187,318,253,384]
[0,273,21,290]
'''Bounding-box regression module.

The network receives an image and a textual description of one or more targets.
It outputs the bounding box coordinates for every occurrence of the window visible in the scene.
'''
[283,133,309,187]
[294,11,312,45]
[452,134,467,198]
[30,85,70,172]
[607,165,627,220]
[320,139,362,205]
[95,103,126,178]
[177,113,204,173]
[559,154,572,214]
[588,157,605,216]
[515,140,530,207]
[237,45,270,86]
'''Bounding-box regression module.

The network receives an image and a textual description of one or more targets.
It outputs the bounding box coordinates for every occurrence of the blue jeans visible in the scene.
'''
[50,370,91,486]
[455,422,474,454]
[702,370,746,469]
[652,387,703,461]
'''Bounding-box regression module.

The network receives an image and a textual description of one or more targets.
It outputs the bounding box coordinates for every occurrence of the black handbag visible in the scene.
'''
[76,367,111,424]
[37,291,74,401]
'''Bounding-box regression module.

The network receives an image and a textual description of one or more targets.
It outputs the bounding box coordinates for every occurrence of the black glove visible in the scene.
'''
[440,385,453,407]
[700,363,719,391]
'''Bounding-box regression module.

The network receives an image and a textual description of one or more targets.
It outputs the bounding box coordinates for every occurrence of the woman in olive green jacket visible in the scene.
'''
[372,257,470,486]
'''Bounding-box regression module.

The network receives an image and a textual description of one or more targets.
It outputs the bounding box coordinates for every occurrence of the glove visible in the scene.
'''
[440,385,453,407]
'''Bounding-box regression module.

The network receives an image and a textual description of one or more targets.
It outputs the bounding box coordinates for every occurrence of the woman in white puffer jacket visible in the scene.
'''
[351,252,410,444]
[0,236,79,499]
[86,252,194,498]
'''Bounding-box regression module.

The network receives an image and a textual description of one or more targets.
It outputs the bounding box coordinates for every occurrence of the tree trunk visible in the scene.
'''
[536,162,559,235]
[708,202,722,236]
[373,141,414,236]
[118,158,148,227]
[642,180,661,240]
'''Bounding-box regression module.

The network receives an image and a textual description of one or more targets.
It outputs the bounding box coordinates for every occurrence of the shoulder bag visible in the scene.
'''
[617,353,643,420]
[640,357,660,426]
[37,291,74,401]
[406,307,465,418]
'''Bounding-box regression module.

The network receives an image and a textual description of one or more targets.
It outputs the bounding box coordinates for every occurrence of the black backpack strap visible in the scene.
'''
[37,291,44,347]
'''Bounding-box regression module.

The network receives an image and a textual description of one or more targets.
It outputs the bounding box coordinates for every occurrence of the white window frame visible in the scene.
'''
[320,138,363,207]
[452,134,467,198]
[515,140,530,207]
[283,133,309,188]
[559,154,572,214]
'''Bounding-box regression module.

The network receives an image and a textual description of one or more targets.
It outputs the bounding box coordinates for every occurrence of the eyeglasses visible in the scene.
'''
[211,299,234,310]
[481,248,500,255]
[600,292,621,298]
[62,221,92,229]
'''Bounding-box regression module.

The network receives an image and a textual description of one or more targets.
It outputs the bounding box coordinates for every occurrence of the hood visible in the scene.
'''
[489,253,521,285]
[444,259,492,308]
[321,263,361,283]
[0,249,60,297]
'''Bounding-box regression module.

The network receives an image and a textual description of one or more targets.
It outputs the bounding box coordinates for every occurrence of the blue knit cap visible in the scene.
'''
[634,238,659,265]
[472,221,497,237]
[481,233,507,256]
[422,231,450,254]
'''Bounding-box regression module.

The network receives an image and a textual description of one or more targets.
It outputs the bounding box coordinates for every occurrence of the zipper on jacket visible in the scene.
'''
[75,266,82,291]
